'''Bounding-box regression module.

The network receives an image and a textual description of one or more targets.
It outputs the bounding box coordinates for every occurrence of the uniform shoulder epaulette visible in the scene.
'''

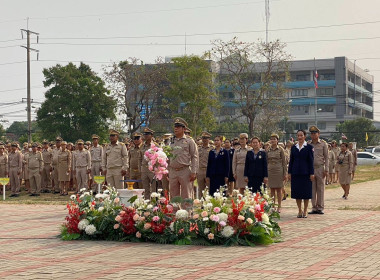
[307,140,312,144]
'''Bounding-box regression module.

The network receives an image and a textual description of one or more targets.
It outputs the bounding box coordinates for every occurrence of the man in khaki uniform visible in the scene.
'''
[102,130,128,189]
[129,132,142,189]
[197,131,212,198]
[169,118,198,199]
[41,140,52,193]
[90,135,103,192]
[308,126,329,215]
[51,137,62,194]
[161,133,172,192]
[21,142,30,192]
[73,139,91,192]
[28,143,43,196]
[0,145,8,195]
[8,142,22,197]
[331,140,340,183]
[139,128,156,198]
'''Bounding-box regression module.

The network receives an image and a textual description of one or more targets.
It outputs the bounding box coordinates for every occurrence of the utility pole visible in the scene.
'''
[21,18,39,144]
[265,0,270,43]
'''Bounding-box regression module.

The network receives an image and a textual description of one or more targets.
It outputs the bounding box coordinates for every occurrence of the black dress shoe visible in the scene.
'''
[14,194,19,197]
[34,193,40,196]
[308,210,319,214]
[317,210,324,214]
[29,193,35,196]
[9,194,16,197]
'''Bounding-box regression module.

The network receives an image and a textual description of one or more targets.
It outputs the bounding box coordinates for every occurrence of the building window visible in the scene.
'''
[319,73,335,80]
[291,89,308,97]
[295,123,308,130]
[318,105,334,112]
[296,75,310,81]
[221,92,235,100]
[318,122,326,130]
[316,88,334,96]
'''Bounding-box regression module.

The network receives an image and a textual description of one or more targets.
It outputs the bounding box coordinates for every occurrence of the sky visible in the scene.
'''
[1,0,380,128]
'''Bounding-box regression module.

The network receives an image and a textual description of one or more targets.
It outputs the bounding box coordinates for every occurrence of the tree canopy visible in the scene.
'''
[37,62,117,142]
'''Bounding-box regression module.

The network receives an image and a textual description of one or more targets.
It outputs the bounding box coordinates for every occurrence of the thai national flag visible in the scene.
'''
[341,133,347,140]
[313,69,319,89]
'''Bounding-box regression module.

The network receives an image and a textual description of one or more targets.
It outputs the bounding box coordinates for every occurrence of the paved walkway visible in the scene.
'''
[1,180,380,279]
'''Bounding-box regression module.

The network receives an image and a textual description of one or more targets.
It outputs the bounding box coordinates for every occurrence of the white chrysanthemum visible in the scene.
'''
[84,192,90,196]
[84,224,97,235]
[221,226,235,238]
[262,213,270,225]
[217,213,228,222]
[150,192,160,198]
[213,192,221,198]
[70,195,76,200]
[175,209,189,220]
[263,194,269,200]
[169,222,174,232]
[78,219,89,231]
[95,193,103,199]
[98,207,104,212]
[206,203,213,208]
[80,188,86,192]
[147,205,153,209]
[204,228,210,234]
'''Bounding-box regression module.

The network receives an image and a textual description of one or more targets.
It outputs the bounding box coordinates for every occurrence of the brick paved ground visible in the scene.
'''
[1,179,380,279]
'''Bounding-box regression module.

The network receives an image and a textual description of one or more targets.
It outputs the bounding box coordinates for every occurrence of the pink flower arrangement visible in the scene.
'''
[144,143,169,180]
[213,207,221,213]
[152,216,160,222]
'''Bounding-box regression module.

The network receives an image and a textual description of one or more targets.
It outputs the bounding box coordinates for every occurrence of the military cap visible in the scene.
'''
[201,131,212,138]
[239,133,249,139]
[68,142,73,146]
[11,142,18,147]
[0,141,4,145]
[163,133,173,140]
[23,142,28,147]
[38,143,42,148]
[32,142,38,147]
[0,145,4,149]
[143,127,155,135]
[50,141,55,146]
[270,133,279,140]
[56,136,63,142]
[42,139,49,144]
[174,117,188,128]
[77,139,84,144]
[92,134,99,139]
[185,127,192,133]
[85,141,91,145]
[309,125,320,133]
[61,141,67,145]
[109,129,119,136]
[133,132,142,138]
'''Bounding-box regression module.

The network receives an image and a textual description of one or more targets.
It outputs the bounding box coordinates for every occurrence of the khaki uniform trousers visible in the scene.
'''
[130,168,142,189]
[29,168,41,194]
[41,164,51,191]
[52,164,59,192]
[91,161,102,191]
[141,168,155,199]
[106,167,123,189]
[196,168,207,199]
[312,166,325,211]
[76,167,88,191]
[169,167,192,200]
[9,166,20,194]
[0,164,6,177]
[162,174,169,193]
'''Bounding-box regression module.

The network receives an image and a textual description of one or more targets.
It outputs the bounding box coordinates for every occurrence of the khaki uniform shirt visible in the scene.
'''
[232,146,251,176]
[129,144,141,171]
[198,145,212,171]
[52,147,61,166]
[332,147,340,159]
[58,150,72,170]
[42,148,53,165]
[349,148,358,166]
[102,141,128,171]
[90,145,103,163]
[266,146,287,176]
[169,136,199,173]
[28,151,43,172]
[8,151,22,172]
[0,153,8,174]
[73,149,91,169]
[308,139,329,171]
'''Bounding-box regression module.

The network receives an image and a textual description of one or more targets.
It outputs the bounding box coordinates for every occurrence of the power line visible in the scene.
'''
[0,85,44,93]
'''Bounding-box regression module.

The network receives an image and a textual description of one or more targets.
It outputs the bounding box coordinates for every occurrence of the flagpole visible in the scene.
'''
[314,58,318,126]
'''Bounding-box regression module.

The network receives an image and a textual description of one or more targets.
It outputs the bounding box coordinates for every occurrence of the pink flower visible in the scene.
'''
[193,199,201,205]
[201,211,208,218]
[208,233,214,240]
[152,216,160,222]
[115,215,122,222]
[139,216,145,222]
[178,229,184,234]
[127,206,133,211]
[219,221,226,227]
[153,206,159,212]
[166,205,173,213]
[193,214,199,219]
[238,215,245,221]
[264,201,268,206]
[113,224,120,229]
[210,215,219,222]
[120,211,126,215]
[255,204,261,211]
[133,214,140,221]
[247,218,253,224]
[114,197,120,204]
[213,207,221,213]
[144,212,150,217]
[136,231,141,238]
[144,223,151,230]
[159,197,167,204]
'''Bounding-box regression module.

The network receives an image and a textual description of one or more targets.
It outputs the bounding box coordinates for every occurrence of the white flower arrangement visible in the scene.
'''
[98,207,104,212]
[175,210,189,220]
[221,226,235,238]
[150,192,160,198]
[84,224,97,235]
[78,219,89,231]
[204,228,210,234]
[217,213,228,222]
[70,195,76,200]
[262,213,270,225]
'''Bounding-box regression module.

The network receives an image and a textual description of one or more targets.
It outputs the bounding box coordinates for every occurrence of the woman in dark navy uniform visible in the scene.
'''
[206,136,230,196]
[288,129,315,218]
[224,139,235,196]
[244,137,268,193]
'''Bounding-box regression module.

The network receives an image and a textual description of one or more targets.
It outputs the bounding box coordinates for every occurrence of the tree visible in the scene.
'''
[37,62,116,142]
[6,121,41,141]
[165,55,218,136]
[334,117,379,148]
[0,123,6,138]
[210,37,291,137]
[104,57,168,135]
